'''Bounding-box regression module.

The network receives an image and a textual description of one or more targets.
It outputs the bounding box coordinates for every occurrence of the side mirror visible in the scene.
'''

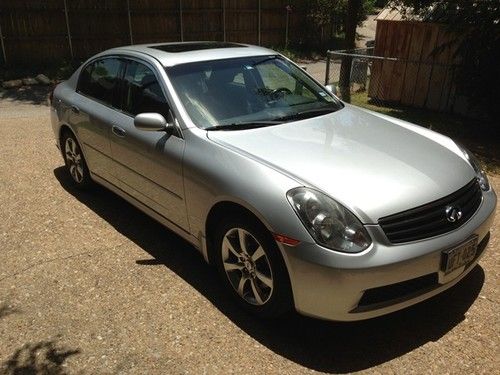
[134,113,173,132]
[325,84,337,95]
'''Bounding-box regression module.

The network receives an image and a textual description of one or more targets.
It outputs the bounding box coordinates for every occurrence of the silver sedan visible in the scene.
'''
[50,42,496,321]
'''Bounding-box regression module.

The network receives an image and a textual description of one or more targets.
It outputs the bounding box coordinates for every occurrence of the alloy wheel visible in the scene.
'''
[64,137,84,183]
[221,228,274,305]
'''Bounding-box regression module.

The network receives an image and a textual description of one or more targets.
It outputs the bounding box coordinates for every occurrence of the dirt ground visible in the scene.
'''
[0,89,498,374]
[356,14,377,48]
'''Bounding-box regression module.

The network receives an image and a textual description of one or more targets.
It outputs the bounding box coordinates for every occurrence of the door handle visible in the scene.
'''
[71,105,80,114]
[112,125,126,137]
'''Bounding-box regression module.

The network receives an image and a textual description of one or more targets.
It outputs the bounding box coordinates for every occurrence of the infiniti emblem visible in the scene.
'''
[445,205,462,223]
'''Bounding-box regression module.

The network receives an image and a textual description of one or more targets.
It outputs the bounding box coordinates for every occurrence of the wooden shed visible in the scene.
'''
[368,6,465,114]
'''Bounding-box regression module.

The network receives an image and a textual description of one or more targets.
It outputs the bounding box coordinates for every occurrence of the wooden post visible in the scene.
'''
[325,52,331,85]
[0,15,6,64]
[179,0,184,41]
[222,0,226,42]
[338,0,362,102]
[63,0,73,59]
[258,0,261,45]
[127,0,133,44]
[285,8,289,48]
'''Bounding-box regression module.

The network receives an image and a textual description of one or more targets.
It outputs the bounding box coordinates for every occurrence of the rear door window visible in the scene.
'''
[77,58,123,108]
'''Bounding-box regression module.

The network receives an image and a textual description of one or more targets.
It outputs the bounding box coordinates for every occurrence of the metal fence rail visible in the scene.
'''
[325,48,464,114]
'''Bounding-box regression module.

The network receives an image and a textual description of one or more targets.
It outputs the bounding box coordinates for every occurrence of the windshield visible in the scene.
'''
[166,55,343,130]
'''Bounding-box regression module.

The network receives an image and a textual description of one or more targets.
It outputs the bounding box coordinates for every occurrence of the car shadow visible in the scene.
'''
[53,166,485,373]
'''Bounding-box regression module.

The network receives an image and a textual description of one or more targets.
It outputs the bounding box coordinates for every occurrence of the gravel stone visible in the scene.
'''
[36,74,52,85]
[22,77,39,86]
[2,79,23,89]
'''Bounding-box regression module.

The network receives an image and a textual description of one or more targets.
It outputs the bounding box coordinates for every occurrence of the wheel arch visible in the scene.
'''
[203,199,294,283]
[58,123,74,149]
[58,124,91,167]
[204,198,296,314]
[204,199,277,266]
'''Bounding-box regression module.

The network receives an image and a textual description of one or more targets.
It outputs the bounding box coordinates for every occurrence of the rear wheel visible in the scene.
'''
[61,131,92,189]
[214,215,292,318]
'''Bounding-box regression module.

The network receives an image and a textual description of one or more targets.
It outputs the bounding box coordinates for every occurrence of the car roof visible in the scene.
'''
[105,41,276,67]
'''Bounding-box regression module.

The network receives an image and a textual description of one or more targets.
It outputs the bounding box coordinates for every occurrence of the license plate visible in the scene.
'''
[441,236,478,274]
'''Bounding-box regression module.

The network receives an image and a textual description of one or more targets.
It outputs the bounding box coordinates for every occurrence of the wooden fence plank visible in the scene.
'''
[412,23,439,108]
[425,28,454,110]
[440,34,461,112]
[386,22,412,102]
[400,22,426,106]
[378,22,399,101]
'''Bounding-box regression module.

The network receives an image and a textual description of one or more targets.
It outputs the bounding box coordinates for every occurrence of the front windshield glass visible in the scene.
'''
[166,55,343,129]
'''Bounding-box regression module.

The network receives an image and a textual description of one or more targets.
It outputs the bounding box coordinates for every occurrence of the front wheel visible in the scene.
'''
[214,216,293,318]
[62,131,92,189]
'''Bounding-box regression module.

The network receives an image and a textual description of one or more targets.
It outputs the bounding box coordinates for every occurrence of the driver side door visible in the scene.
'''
[109,59,188,230]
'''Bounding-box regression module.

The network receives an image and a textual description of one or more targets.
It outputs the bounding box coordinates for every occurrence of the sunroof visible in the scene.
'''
[151,42,247,53]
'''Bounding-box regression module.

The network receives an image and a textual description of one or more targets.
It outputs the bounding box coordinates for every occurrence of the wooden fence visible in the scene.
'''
[368,20,464,114]
[0,0,307,65]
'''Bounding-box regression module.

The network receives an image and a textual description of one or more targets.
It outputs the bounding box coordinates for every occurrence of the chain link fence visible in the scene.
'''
[324,48,462,114]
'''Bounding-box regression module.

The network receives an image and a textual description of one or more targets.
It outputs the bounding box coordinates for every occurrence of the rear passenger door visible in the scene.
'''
[75,57,124,180]
[108,59,188,230]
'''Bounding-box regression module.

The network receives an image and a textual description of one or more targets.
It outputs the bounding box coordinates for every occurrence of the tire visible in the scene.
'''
[61,130,92,189]
[213,215,293,318]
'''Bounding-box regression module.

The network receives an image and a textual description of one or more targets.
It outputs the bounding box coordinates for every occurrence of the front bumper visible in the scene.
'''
[281,188,496,321]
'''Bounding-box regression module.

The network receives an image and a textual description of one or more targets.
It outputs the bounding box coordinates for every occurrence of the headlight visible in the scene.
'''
[287,188,371,253]
[457,144,490,191]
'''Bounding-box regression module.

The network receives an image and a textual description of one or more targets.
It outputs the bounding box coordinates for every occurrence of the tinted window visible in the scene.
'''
[122,61,170,119]
[78,58,122,107]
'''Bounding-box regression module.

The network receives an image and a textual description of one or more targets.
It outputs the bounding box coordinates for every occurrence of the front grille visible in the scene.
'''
[379,179,482,243]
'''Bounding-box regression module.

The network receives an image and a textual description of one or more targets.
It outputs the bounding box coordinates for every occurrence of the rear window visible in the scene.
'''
[77,58,122,107]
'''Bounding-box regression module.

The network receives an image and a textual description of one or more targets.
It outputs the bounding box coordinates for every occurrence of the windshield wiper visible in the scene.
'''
[205,120,283,131]
[274,107,338,122]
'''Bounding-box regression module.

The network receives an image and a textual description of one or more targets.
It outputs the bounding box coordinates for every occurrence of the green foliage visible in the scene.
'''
[272,47,298,61]
[389,0,500,118]
[375,0,389,7]
[362,0,376,16]
[293,0,375,50]
[307,0,375,27]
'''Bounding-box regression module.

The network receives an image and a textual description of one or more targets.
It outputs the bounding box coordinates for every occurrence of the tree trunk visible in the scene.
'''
[338,0,362,102]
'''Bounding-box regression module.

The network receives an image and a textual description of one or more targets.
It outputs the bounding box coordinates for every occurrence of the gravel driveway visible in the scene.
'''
[0,90,498,374]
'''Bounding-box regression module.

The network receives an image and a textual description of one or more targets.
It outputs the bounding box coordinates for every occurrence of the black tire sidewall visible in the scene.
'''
[213,215,293,318]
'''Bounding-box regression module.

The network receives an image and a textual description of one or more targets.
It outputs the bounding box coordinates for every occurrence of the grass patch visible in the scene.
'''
[350,90,500,174]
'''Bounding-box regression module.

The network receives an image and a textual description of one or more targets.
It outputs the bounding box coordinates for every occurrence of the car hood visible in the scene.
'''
[206,105,475,223]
